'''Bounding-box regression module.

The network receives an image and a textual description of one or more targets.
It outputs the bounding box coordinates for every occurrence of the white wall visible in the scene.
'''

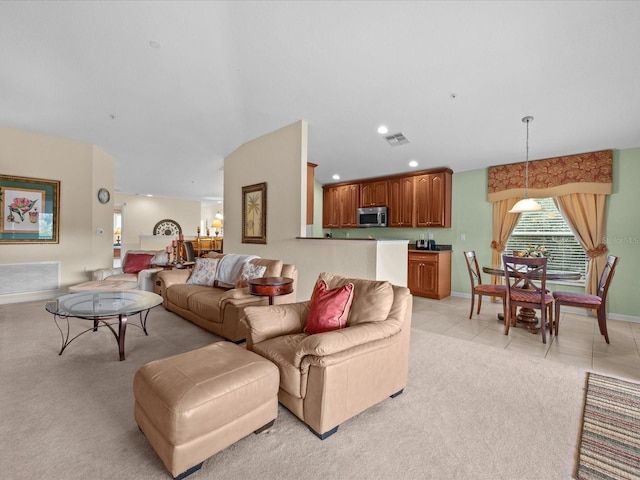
[114,193,201,255]
[223,120,406,300]
[0,127,114,302]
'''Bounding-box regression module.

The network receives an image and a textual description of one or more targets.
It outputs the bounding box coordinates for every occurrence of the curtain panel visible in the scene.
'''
[487,150,612,295]
[487,150,612,202]
[490,199,521,286]
[554,194,608,293]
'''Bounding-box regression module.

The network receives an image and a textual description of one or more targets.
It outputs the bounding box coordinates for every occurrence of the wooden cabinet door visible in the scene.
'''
[408,252,437,296]
[407,257,425,295]
[407,251,451,299]
[389,176,414,227]
[360,180,388,207]
[421,259,438,295]
[322,186,340,228]
[339,184,359,227]
[415,172,451,227]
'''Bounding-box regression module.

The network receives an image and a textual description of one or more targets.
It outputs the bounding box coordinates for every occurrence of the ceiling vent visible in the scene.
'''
[385,132,410,146]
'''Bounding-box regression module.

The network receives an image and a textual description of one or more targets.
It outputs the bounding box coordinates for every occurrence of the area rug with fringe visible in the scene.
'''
[575,372,640,480]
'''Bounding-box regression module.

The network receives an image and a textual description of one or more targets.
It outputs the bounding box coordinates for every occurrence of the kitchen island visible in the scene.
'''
[295,237,409,288]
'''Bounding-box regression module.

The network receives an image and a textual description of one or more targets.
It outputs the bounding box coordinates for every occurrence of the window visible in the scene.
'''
[505,198,587,284]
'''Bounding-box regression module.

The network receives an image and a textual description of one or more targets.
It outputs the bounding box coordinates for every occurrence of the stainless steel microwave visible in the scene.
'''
[357,206,388,227]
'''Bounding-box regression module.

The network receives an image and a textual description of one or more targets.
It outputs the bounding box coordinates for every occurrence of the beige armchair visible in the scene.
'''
[243,272,412,439]
[92,249,168,291]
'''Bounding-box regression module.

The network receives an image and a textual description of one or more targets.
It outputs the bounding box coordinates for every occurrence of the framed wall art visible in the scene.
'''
[242,182,266,244]
[0,174,60,244]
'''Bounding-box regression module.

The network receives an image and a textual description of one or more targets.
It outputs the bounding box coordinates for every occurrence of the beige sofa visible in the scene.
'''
[243,272,412,439]
[157,253,297,342]
[93,249,168,292]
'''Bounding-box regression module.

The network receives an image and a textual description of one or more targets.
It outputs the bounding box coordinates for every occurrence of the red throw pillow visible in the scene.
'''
[304,279,354,335]
[124,253,154,274]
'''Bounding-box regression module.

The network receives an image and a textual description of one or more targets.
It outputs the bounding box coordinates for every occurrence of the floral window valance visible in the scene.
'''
[487,149,612,202]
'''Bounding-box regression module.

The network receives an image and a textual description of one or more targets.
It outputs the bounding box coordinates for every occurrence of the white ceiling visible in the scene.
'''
[2,1,639,204]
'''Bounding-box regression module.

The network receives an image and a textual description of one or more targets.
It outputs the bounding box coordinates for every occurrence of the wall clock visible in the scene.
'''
[153,219,182,236]
[97,188,110,204]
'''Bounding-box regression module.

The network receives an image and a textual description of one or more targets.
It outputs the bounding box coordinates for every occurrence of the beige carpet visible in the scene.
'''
[0,299,587,480]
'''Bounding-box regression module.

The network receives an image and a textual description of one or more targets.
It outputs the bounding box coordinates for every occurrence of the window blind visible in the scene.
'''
[505,198,587,283]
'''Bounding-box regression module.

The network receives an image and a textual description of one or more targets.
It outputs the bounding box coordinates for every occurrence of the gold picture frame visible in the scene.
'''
[242,182,266,244]
[0,174,60,244]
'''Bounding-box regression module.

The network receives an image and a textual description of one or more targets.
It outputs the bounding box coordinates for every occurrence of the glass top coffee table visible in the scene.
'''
[45,290,162,361]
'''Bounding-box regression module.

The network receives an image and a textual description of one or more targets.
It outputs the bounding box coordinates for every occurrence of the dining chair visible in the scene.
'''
[502,255,554,344]
[553,255,619,344]
[183,241,196,262]
[463,251,507,320]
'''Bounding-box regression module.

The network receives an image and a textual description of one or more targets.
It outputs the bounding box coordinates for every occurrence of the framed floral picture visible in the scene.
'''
[0,174,60,244]
[242,182,266,244]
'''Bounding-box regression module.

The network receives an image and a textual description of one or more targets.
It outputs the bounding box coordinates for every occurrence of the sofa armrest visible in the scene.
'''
[294,317,402,366]
[219,286,297,309]
[244,302,310,347]
[156,269,192,289]
[93,267,123,281]
[137,267,163,292]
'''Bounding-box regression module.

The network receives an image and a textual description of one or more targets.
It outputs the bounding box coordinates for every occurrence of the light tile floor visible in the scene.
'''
[412,295,640,382]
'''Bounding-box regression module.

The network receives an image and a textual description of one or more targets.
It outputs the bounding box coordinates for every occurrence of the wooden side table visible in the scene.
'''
[248,277,294,305]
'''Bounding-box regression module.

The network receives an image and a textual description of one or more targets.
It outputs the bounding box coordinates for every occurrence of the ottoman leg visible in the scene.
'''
[174,463,203,480]
[254,419,275,435]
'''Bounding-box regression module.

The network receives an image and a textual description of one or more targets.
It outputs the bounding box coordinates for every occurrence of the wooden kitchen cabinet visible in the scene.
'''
[388,176,414,227]
[322,183,359,228]
[340,184,359,227]
[322,167,452,229]
[407,250,451,299]
[415,171,452,228]
[360,180,388,207]
[322,185,341,228]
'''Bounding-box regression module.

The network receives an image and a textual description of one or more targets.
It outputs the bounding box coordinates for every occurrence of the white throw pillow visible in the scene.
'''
[187,258,219,286]
[235,262,267,288]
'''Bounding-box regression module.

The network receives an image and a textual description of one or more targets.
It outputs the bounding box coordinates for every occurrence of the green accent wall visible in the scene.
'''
[321,148,640,319]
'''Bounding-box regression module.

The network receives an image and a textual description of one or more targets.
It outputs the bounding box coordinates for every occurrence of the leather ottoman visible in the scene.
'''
[133,342,279,479]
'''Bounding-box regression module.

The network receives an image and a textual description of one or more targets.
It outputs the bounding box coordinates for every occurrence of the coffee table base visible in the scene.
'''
[53,310,152,361]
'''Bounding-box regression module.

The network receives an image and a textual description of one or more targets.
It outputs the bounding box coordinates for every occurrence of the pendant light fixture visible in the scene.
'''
[509,116,542,213]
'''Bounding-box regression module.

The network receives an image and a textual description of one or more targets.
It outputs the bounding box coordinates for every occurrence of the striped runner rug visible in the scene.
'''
[575,372,640,480]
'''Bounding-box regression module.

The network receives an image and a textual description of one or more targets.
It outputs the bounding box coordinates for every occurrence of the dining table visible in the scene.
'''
[482,265,581,334]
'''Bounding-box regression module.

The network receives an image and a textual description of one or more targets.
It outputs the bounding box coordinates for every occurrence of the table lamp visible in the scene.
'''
[210,219,223,237]
[114,228,121,245]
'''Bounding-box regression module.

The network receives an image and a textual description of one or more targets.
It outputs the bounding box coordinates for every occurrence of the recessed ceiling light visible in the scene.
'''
[332,174,340,180]
[409,160,418,167]
[149,41,161,49]
[377,125,388,135]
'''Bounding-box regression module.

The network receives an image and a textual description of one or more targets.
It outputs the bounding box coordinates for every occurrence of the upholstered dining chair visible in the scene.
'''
[503,255,554,344]
[183,241,196,262]
[553,255,619,344]
[463,251,507,320]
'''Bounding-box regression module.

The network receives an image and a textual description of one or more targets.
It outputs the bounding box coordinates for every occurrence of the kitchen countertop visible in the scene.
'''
[296,237,409,243]
[409,244,452,252]
[297,237,452,251]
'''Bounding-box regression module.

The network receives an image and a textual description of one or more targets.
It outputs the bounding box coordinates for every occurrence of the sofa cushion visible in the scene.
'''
[304,279,354,335]
[124,253,154,274]
[235,263,267,288]
[319,272,394,326]
[187,291,225,323]
[187,257,219,286]
[96,273,138,283]
[165,284,214,310]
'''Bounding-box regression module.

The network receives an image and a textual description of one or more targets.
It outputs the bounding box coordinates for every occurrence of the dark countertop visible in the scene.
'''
[409,244,452,252]
[296,237,409,243]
